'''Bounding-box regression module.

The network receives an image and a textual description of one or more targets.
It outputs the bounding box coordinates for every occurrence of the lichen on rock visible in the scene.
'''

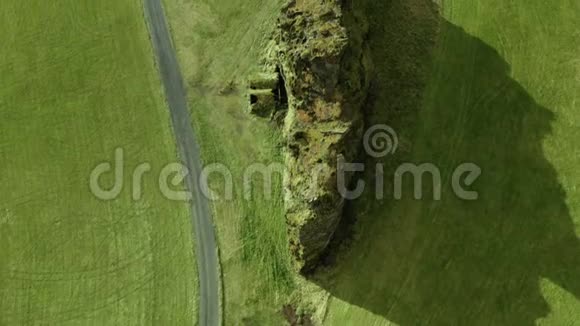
[271,0,372,273]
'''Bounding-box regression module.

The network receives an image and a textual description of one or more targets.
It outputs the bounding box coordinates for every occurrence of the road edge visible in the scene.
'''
[141,0,223,325]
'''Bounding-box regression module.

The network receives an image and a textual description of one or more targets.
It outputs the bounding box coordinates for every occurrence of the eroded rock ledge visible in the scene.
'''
[271,0,372,273]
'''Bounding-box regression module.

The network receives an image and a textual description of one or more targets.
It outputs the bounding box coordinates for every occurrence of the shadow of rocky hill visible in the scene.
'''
[313,0,580,324]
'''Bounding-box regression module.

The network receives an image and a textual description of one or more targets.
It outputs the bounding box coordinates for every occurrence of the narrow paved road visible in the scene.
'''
[143,0,221,325]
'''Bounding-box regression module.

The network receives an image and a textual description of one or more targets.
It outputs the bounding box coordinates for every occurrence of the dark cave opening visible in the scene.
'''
[274,67,288,108]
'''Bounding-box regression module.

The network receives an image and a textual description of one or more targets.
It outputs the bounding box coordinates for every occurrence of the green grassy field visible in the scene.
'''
[323,0,580,325]
[0,1,197,324]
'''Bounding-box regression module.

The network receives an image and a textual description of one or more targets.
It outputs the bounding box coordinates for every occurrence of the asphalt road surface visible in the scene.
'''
[143,0,221,325]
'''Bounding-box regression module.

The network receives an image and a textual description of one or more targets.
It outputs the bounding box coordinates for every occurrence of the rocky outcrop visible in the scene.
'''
[272,0,372,273]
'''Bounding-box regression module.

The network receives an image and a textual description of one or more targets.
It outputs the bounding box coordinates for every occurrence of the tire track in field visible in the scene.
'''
[142,0,221,325]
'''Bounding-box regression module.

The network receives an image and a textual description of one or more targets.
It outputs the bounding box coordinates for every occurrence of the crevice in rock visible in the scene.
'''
[274,66,289,108]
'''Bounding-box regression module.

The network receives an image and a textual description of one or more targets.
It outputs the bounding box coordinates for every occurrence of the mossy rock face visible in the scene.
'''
[246,70,289,118]
[248,72,279,90]
[249,89,276,117]
[274,0,372,273]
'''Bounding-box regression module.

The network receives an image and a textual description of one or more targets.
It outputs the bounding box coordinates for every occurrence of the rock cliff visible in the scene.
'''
[272,0,372,273]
